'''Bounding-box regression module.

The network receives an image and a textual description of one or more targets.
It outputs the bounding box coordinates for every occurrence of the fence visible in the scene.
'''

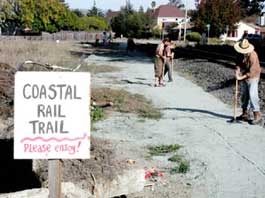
[0,31,101,41]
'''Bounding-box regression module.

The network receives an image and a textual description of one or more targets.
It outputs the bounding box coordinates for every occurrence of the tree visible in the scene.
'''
[248,0,264,16]
[124,0,134,14]
[79,16,109,31]
[87,0,104,17]
[151,1,156,9]
[192,0,241,37]
[73,9,84,17]
[139,6,144,14]
[0,0,109,33]
[239,0,264,16]
[111,6,153,38]
[168,0,184,8]
[0,0,22,33]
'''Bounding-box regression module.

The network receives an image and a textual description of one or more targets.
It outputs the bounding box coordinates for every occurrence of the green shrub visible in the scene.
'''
[151,27,161,38]
[186,32,202,43]
[79,16,109,31]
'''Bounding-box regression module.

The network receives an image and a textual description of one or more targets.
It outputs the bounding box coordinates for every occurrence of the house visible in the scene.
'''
[224,21,261,41]
[153,5,186,28]
[106,10,120,22]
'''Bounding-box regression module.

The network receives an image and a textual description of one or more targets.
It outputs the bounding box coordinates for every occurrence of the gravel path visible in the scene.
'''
[175,58,265,117]
[87,53,265,198]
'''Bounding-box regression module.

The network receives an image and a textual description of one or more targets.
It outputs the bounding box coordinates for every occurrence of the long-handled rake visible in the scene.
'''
[228,79,241,123]
[171,58,174,81]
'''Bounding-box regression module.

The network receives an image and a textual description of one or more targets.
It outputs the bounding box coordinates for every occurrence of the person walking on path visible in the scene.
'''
[164,43,176,82]
[154,38,171,87]
[234,39,262,125]
[95,33,100,47]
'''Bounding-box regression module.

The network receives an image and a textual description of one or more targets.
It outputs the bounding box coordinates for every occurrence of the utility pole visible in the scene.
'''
[183,0,188,42]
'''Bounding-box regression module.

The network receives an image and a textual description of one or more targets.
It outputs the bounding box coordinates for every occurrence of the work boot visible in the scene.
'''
[251,111,262,125]
[236,110,249,121]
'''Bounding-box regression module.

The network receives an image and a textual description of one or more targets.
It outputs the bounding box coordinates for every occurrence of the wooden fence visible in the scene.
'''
[0,31,101,41]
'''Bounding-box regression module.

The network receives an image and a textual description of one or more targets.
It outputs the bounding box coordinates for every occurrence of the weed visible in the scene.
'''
[91,88,161,120]
[148,144,182,156]
[91,106,104,123]
[138,108,162,120]
[0,40,81,68]
[91,106,105,131]
[170,166,178,174]
[178,161,190,173]
[170,161,190,174]
[168,154,182,162]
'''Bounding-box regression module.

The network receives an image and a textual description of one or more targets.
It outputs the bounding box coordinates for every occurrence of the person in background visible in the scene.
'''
[154,37,171,87]
[108,31,113,43]
[234,39,262,125]
[164,43,176,82]
[126,38,136,55]
[102,31,107,46]
[95,33,100,47]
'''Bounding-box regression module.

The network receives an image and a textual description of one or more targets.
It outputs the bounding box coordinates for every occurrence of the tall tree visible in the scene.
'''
[239,0,264,16]
[151,1,156,9]
[87,0,104,17]
[248,0,264,16]
[139,6,144,14]
[73,9,84,17]
[192,0,241,37]
[111,5,153,38]
[168,0,184,8]
[124,0,134,14]
[0,0,79,33]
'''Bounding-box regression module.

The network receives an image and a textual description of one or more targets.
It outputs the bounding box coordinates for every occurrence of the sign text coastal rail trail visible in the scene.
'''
[14,72,91,159]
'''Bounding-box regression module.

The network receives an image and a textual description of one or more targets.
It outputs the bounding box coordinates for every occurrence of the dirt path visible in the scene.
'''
[87,53,265,198]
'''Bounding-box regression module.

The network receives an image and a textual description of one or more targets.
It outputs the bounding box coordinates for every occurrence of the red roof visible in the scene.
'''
[106,11,120,20]
[154,5,185,18]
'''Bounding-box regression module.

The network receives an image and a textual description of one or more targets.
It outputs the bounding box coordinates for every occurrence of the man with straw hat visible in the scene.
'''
[234,39,262,125]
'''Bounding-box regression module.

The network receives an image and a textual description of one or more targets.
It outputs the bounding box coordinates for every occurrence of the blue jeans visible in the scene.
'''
[241,78,260,112]
[164,60,173,81]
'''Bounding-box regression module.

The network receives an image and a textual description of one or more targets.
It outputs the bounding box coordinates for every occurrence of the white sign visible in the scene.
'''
[14,72,90,159]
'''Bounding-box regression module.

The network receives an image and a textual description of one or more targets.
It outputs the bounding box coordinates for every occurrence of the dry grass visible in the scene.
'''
[0,39,82,68]
[79,64,121,74]
[92,88,162,119]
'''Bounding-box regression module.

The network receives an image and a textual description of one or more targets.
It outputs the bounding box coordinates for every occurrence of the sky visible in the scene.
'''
[64,0,196,11]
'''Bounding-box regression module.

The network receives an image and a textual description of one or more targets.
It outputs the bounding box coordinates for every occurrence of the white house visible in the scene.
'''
[224,21,261,41]
[153,5,186,28]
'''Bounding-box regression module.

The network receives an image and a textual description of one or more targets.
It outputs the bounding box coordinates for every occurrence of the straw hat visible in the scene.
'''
[234,39,254,54]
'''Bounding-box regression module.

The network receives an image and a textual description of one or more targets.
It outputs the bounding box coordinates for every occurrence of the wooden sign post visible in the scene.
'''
[48,160,62,198]
[14,72,91,197]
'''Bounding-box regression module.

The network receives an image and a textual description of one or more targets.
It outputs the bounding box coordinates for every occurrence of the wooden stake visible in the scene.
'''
[171,58,174,81]
[48,160,62,198]
[233,79,239,120]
